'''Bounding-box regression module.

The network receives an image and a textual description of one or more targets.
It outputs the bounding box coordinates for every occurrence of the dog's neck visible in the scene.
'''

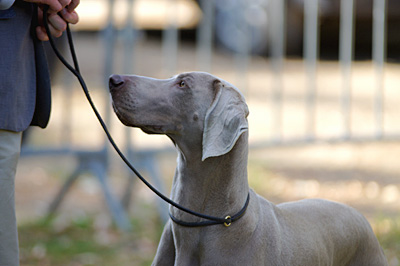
[170,132,249,221]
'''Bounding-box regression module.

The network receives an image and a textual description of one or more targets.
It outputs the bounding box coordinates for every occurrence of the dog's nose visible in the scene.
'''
[109,74,125,91]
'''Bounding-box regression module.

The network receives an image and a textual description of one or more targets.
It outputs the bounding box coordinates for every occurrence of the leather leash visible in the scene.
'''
[42,5,250,227]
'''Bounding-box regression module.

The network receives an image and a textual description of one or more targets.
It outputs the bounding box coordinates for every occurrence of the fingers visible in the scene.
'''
[60,8,79,24]
[36,8,66,41]
[35,22,64,41]
[23,0,60,13]
[47,12,67,33]
[36,26,49,41]
[23,0,63,13]
[47,0,71,12]
[61,0,79,24]
[66,0,79,13]
[32,0,80,41]
[36,7,49,41]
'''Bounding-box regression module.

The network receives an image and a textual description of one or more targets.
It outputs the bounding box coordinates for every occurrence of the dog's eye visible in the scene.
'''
[178,81,186,88]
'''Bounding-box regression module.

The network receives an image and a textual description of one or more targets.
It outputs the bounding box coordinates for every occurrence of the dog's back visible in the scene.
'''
[256,198,388,266]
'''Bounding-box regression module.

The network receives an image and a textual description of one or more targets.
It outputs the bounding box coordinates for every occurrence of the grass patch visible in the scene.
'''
[19,217,116,266]
[375,217,400,265]
[19,214,399,265]
[18,212,164,266]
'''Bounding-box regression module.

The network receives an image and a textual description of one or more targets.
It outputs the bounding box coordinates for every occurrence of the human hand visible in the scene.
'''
[24,0,80,41]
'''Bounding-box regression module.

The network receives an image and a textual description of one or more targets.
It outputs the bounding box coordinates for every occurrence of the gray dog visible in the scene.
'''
[109,72,388,266]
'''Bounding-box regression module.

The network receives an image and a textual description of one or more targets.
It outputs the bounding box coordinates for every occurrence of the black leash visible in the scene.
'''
[42,6,249,227]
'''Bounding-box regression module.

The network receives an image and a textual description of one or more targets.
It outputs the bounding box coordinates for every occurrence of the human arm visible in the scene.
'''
[0,0,15,10]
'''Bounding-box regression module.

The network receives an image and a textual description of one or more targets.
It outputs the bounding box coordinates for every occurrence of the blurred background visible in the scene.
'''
[18,0,400,265]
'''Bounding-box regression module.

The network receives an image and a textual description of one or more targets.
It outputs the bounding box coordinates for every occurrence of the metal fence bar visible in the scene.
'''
[60,70,73,145]
[122,0,135,74]
[47,0,132,231]
[234,0,250,94]
[103,0,117,134]
[121,0,135,158]
[269,0,286,142]
[121,0,136,211]
[119,0,169,223]
[372,0,387,138]
[303,0,319,140]
[163,0,179,76]
[196,0,214,72]
[339,0,355,139]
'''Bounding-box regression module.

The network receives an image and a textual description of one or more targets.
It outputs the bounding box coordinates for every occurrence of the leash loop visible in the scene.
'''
[42,5,249,227]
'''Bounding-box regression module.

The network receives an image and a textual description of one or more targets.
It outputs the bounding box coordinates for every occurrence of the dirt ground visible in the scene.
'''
[15,33,400,265]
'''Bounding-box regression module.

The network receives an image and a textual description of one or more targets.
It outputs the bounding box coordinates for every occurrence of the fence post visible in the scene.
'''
[196,0,214,72]
[303,0,319,141]
[339,0,355,139]
[269,0,286,143]
[163,0,179,76]
[372,0,387,138]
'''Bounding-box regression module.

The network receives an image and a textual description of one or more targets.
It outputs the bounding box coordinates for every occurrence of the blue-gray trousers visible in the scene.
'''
[0,130,22,266]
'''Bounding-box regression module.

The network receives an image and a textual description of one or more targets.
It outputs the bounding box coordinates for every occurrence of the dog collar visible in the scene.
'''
[169,193,250,227]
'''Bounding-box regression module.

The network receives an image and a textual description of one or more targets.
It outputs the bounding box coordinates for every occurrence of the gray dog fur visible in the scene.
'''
[109,72,388,266]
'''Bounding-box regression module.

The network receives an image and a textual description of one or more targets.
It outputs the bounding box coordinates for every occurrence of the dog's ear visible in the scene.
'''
[202,80,249,161]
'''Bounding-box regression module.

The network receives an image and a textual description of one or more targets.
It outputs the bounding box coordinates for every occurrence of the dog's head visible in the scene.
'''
[109,72,249,161]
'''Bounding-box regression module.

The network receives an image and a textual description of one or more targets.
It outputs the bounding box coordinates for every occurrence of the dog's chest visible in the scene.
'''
[172,227,203,264]
[172,225,254,265]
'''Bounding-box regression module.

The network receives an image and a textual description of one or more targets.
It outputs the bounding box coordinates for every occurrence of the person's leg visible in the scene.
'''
[0,130,22,266]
